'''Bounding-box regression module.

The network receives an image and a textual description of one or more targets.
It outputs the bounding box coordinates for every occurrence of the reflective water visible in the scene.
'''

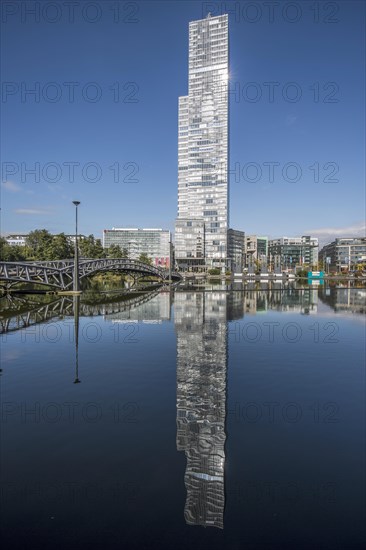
[1,283,365,549]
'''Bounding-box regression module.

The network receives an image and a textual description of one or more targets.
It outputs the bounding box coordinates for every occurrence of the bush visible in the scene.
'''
[296,269,308,278]
[208,268,221,276]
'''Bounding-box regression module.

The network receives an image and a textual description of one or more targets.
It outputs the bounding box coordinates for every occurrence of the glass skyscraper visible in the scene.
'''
[175,14,229,271]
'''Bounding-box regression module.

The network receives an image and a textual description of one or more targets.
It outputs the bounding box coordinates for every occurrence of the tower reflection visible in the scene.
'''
[175,291,228,529]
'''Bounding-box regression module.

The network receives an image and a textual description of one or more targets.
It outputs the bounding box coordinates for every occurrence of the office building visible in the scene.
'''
[319,237,366,271]
[228,229,245,272]
[268,236,318,270]
[103,228,171,267]
[175,14,229,271]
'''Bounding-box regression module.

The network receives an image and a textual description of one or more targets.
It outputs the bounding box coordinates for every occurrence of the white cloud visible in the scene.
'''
[305,222,366,246]
[14,208,54,215]
[1,180,21,192]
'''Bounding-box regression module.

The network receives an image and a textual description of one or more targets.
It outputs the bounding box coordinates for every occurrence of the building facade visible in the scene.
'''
[4,234,28,246]
[244,235,268,269]
[319,237,366,271]
[175,14,229,271]
[103,228,171,267]
[268,236,318,270]
[228,229,245,272]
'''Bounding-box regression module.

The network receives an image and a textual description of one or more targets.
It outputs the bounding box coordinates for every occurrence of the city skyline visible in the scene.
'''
[1,1,365,245]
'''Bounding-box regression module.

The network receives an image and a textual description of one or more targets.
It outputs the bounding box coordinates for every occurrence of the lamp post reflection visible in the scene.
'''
[73,294,81,384]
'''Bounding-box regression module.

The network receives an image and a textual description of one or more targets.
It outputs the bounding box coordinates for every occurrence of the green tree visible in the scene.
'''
[93,238,105,258]
[46,233,73,260]
[138,253,152,265]
[107,244,124,258]
[79,235,106,259]
[25,230,53,260]
[0,237,27,261]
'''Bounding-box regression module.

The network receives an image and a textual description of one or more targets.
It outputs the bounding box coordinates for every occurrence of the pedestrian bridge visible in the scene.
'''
[0,258,181,290]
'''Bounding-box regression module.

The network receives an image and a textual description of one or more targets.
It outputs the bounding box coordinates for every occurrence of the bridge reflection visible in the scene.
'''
[0,289,163,334]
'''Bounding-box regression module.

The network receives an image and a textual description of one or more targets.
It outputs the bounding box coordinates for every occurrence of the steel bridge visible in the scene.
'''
[0,259,181,290]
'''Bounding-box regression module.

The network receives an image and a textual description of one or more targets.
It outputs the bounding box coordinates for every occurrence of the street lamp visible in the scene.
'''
[72,201,80,292]
[168,239,172,283]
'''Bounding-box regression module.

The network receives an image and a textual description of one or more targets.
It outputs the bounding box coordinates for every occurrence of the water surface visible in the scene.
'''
[1,283,365,549]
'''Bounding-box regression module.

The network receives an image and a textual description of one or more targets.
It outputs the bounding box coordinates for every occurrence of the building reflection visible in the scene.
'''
[105,291,171,323]
[318,283,366,314]
[229,282,319,314]
[175,292,228,529]
[173,284,322,529]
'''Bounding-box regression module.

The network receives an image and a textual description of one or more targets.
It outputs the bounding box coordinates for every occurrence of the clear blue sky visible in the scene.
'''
[1,0,365,245]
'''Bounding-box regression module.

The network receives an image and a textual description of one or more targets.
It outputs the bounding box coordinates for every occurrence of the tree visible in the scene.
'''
[138,253,152,265]
[0,237,27,261]
[47,233,73,260]
[26,230,53,260]
[107,244,124,258]
[79,235,106,259]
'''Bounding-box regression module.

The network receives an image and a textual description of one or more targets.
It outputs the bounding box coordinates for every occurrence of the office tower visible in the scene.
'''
[175,14,229,271]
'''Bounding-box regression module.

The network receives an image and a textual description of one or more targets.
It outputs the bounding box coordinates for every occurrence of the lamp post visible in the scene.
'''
[72,201,80,292]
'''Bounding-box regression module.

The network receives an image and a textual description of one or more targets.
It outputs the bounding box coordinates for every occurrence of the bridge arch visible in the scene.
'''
[0,258,181,290]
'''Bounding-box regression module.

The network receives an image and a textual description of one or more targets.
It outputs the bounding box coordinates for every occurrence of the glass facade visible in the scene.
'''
[319,238,366,270]
[227,229,245,272]
[175,14,229,269]
[102,228,171,267]
[268,236,319,269]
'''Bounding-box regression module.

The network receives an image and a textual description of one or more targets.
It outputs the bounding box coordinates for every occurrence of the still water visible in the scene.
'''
[1,283,365,549]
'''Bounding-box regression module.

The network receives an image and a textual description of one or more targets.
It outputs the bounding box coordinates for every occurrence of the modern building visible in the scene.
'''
[244,235,268,269]
[319,237,366,271]
[175,13,229,271]
[228,229,245,272]
[257,236,268,266]
[3,234,86,247]
[102,228,171,268]
[268,236,318,270]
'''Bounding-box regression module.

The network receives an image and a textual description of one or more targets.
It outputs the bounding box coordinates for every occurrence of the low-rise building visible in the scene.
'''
[268,236,318,270]
[5,234,28,246]
[319,237,366,271]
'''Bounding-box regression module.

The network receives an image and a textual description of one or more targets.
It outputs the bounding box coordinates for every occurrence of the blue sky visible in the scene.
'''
[1,0,365,245]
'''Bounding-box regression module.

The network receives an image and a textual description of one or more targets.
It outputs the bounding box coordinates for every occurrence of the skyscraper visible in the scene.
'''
[175,14,229,271]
